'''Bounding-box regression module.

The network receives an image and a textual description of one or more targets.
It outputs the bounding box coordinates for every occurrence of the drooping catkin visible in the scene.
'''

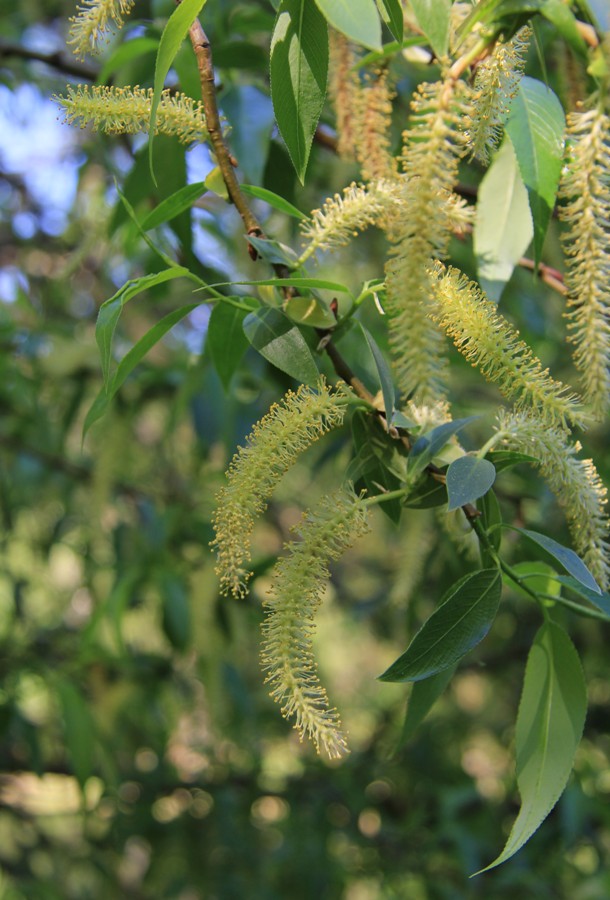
[329,31,361,160]
[211,381,352,599]
[56,85,209,144]
[68,0,134,58]
[261,486,370,757]
[384,77,473,404]
[354,68,398,182]
[467,26,531,163]
[559,105,610,419]
[428,263,588,432]
[495,410,610,589]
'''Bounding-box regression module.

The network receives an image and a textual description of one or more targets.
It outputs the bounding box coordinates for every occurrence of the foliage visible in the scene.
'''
[1,0,610,895]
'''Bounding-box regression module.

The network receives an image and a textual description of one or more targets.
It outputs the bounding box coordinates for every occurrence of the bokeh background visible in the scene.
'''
[1,1,610,897]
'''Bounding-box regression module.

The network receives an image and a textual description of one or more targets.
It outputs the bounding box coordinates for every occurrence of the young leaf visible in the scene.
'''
[474,138,533,302]
[140,181,207,231]
[518,528,602,595]
[207,302,250,390]
[408,417,479,477]
[400,666,456,743]
[409,0,452,58]
[248,235,301,267]
[379,569,502,682]
[84,303,199,436]
[402,477,448,510]
[314,0,382,51]
[240,183,306,219]
[505,77,565,264]
[477,622,586,872]
[96,268,190,388]
[376,0,403,42]
[446,456,496,511]
[149,0,208,180]
[243,307,320,383]
[270,0,329,182]
[358,323,396,420]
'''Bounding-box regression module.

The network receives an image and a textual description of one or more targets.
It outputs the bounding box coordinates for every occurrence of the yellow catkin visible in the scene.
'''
[68,0,134,58]
[261,486,370,757]
[559,106,610,419]
[384,78,473,403]
[56,85,209,144]
[211,381,352,599]
[496,411,610,589]
[428,262,588,432]
[354,68,398,182]
[328,31,361,160]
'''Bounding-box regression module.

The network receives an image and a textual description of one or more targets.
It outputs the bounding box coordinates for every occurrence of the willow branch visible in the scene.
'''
[187,18,262,247]
[0,41,97,79]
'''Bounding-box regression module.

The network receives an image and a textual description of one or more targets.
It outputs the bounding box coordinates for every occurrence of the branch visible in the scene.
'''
[186,18,263,251]
[0,41,97,80]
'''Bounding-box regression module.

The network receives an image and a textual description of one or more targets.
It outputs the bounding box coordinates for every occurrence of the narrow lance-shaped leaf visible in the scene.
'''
[314,0,382,51]
[149,0,208,181]
[271,0,329,183]
[243,306,320,383]
[207,302,250,390]
[409,0,451,58]
[401,666,456,744]
[518,528,602,595]
[379,569,502,682]
[477,622,586,872]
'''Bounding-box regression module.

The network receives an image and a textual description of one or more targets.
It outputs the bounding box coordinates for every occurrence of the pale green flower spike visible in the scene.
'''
[261,486,370,758]
[57,85,209,144]
[211,381,352,599]
[496,411,610,589]
[468,26,531,164]
[68,0,134,59]
[559,106,610,420]
[429,263,589,432]
[384,78,472,404]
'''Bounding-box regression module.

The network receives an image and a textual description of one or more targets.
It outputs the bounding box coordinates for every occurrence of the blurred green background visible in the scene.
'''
[1,1,610,897]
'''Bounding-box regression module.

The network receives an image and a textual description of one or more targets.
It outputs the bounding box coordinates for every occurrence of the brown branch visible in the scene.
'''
[0,41,97,80]
[518,257,566,295]
[187,18,263,252]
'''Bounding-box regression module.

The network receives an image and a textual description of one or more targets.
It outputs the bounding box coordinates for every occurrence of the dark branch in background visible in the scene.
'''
[0,41,97,80]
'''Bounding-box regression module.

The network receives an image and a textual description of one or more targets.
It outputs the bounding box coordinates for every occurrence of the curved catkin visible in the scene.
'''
[384,77,473,403]
[496,411,610,589]
[211,381,352,599]
[68,0,134,58]
[261,486,370,757]
[328,31,361,160]
[354,68,398,182]
[56,85,209,144]
[428,263,588,432]
[559,106,610,419]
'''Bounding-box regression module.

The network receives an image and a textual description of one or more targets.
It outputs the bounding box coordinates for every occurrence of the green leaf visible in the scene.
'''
[401,666,456,743]
[446,456,496,511]
[240,184,306,219]
[541,0,588,56]
[207,302,250,390]
[505,77,565,264]
[509,561,561,601]
[56,679,95,791]
[96,268,190,388]
[487,449,539,473]
[248,235,301,267]
[160,572,191,651]
[477,622,586,872]
[149,0,208,181]
[376,0,403,41]
[474,139,533,302]
[555,576,610,618]
[478,488,503,563]
[270,0,329,182]
[98,36,159,84]
[402,475,448,510]
[358,323,395,420]
[379,569,502,682]
[409,0,452,57]
[409,417,479,477]
[140,181,207,231]
[518,528,602,595]
[242,307,320,383]
[285,295,338,328]
[314,0,382,51]
[84,303,198,436]
[206,277,350,293]
[348,410,404,523]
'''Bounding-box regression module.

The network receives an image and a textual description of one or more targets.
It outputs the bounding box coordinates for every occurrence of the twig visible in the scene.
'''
[187,18,263,253]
